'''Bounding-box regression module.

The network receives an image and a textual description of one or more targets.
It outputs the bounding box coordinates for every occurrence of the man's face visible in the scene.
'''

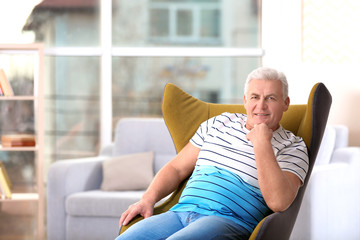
[244,79,290,131]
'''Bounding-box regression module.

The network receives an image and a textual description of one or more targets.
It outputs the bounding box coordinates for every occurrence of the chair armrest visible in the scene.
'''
[47,156,106,240]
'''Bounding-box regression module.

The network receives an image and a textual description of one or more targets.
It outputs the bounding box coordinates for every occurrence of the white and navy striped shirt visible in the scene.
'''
[191,112,309,188]
[171,112,309,232]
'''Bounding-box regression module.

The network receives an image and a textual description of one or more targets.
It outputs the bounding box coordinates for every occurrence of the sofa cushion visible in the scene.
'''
[101,151,154,191]
[66,190,145,217]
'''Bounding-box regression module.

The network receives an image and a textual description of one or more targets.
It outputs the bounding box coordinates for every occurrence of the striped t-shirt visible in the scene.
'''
[171,112,309,232]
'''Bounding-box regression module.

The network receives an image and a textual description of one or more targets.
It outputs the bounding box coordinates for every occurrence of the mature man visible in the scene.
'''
[116,67,309,240]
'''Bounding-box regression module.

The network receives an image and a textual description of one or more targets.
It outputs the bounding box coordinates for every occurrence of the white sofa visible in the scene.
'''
[291,125,360,239]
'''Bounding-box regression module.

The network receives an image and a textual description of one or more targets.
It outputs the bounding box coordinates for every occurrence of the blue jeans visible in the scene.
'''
[115,211,250,240]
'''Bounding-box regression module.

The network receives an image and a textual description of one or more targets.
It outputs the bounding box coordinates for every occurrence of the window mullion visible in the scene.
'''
[169,5,176,41]
[100,0,112,149]
[193,6,200,40]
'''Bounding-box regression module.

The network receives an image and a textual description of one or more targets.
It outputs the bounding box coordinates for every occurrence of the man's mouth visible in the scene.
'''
[255,113,269,116]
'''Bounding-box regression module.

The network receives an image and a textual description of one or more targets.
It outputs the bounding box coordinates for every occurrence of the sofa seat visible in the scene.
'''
[66,190,145,217]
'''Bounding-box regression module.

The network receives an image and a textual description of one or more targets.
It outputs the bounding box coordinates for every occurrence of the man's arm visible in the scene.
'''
[247,123,301,212]
[119,142,200,226]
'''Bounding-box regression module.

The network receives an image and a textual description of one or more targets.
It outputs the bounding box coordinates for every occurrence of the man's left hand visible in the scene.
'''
[246,123,273,146]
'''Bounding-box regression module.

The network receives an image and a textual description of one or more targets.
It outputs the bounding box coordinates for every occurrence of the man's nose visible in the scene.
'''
[258,98,267,109]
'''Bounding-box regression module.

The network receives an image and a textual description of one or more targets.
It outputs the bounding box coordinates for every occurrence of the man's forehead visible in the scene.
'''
[249,92,279,96]
[247,79,283,93]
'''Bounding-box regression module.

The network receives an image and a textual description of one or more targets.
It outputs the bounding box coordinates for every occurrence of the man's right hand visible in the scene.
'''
[119,199,154,226]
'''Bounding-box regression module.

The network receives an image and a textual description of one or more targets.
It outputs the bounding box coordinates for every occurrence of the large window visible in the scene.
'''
[18,0,262,165]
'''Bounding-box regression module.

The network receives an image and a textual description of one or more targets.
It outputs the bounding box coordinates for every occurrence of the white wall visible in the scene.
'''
[262,0,360,146]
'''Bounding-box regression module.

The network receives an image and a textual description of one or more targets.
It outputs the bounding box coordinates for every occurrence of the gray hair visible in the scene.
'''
[244,67,289,100]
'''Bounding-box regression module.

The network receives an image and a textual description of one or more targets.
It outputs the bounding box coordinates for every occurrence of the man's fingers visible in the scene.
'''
[122,212,134,226]
[119,205,138,226]
[119,210,130,226]
[119,201,154,227]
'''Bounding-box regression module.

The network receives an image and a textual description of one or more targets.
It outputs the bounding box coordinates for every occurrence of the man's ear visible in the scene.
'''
[283,97,290,111]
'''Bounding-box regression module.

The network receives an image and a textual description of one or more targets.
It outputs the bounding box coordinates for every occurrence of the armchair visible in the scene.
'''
[120,82,332,240]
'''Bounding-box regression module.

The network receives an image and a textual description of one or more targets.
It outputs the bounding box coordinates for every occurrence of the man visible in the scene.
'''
[116,67,309,240]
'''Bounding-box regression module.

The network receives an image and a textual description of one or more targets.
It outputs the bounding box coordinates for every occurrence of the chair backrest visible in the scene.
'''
[161,82,332,239]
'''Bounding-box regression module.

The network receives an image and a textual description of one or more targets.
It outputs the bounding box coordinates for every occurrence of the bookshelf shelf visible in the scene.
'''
[0,193,39,202]
[0,44,44,240]
[0,145,38,151]
[0,96,36,101]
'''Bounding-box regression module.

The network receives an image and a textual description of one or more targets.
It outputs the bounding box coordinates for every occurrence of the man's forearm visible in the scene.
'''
[142,142,200,206]
[247,123,301,212]
[141,163,186,205]
[119,143,199,226]
[254,140,300,212]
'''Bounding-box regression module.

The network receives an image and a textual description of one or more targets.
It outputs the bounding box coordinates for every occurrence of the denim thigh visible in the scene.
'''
[115,211,183,240]
[116,211,250,240]
[167,214,251,240]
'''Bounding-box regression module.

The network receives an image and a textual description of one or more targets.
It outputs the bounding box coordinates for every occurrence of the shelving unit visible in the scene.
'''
[0,44,44,240]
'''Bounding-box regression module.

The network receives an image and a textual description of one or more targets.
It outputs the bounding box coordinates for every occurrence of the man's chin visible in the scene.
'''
[246,121,269,130]
[254,121,268,126]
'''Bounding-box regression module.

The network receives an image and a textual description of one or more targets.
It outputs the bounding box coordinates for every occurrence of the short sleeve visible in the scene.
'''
[277,138,309,185]
[190,116,217,148]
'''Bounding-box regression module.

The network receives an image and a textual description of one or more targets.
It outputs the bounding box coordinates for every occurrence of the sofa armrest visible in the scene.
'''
[293,152,360,239]
[47,156,106,240]
[292,162,347,239]
[99,142,114,156]
[331,146,360,165]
